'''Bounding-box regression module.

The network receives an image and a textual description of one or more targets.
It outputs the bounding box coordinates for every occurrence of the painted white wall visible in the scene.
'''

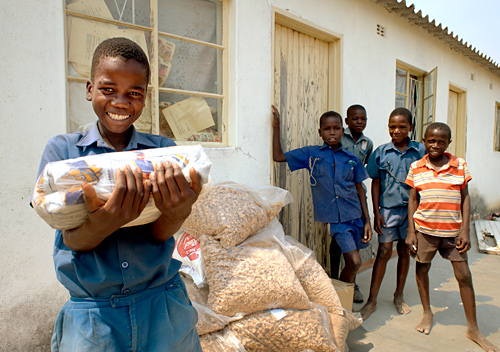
[2,0,500,349]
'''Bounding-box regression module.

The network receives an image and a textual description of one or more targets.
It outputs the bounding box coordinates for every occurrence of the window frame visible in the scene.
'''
[63,0,229,146]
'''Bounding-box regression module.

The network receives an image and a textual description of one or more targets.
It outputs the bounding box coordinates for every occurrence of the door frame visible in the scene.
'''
[448,83,467,158]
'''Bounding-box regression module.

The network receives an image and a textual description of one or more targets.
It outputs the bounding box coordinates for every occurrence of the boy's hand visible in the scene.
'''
[373,210,386,235]
[456,228,471,253]
[271,105,280,128]
[150,162,202,224]
[406,230,417,253]
[83,165,151,231]
[362,222,372,243]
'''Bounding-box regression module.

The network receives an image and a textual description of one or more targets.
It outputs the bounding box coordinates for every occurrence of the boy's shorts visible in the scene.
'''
[330,218,369,254]
[51,272,202,352]
[378,206,408,243]
[411,231,468,263]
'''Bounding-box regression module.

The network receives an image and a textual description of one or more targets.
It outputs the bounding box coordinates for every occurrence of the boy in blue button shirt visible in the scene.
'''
[35,38,202,352]
[359,107,426,320]
[272,105,372,287]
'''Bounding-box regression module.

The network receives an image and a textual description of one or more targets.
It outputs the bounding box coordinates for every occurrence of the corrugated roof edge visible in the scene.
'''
[371,0,500,78]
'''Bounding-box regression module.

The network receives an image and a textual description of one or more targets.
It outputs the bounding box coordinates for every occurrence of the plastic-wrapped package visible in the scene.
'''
[199,328,246,352]
[173,230,206,286]
[200,227,312,317]
[32,145,211,230]
[285,236,344,316]
[227,304,338,352]
[329,309,363,352]
[182,182,293,249]
[181,275,244,336]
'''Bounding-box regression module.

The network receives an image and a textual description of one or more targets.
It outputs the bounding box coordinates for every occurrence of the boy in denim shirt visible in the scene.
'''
[359,107,426,320]
[272,105,372,286]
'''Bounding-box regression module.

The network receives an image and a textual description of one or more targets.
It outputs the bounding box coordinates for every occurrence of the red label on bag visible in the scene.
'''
[176,232,200,261]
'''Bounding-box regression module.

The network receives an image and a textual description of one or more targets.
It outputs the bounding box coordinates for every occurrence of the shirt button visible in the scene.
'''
[121,261,129,269]
[113,298,120,303]
[123,289,130,294]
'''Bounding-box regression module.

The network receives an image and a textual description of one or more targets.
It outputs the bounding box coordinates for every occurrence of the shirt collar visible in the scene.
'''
[76,122,158,151]
[344,127,367,142]
[387,139,421,153]
[320,142,346,153]
[418,152,458,168]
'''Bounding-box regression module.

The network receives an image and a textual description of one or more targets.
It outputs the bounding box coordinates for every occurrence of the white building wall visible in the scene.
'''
[1,0,500,349]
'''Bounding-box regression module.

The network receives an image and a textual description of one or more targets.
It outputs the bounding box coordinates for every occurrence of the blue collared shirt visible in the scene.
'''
[36,123,180,298]
[285,143,369,223]
[341,127,374,165]
[366,140,426,208]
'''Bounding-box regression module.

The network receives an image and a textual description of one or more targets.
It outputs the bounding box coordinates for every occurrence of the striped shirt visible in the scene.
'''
[405,153,471,237]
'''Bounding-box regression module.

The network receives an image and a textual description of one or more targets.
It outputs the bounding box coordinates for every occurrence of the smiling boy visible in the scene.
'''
[271,105,372,286]
[36,38,203,352]
[406,122,499,352]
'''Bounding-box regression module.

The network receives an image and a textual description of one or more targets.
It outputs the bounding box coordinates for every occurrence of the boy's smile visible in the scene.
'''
[319,116,344,148]
[86,57,148,142]
[388,114,413,145]
[424,128,450,160]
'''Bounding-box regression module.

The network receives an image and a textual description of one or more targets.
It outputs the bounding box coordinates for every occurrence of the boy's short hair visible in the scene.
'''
[319,111,343,128]
[389,107,413,125]
[346,104,366,118]
[424,122,452,140]
[90,37,151,83]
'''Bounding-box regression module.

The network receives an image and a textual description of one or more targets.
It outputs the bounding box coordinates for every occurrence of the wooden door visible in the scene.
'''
[273,23,330,268]
[447,88,467,158]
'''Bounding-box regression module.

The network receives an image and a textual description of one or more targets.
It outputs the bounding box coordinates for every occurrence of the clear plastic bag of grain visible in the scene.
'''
[227,304,338,352]
[181,275,244,336]
[199,328,246,352]
[329,309,363,352]
[200,226,312,317]
[284,236,344,316]
[182,182,293,249]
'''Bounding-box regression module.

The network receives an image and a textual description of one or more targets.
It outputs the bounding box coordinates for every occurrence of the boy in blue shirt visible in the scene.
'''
[359,107,426,320]
[272,105,372,286]
[36,38,202,352]
[331,104,374,303]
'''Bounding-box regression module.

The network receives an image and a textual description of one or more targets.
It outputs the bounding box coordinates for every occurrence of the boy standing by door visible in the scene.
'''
[272,105,372,287]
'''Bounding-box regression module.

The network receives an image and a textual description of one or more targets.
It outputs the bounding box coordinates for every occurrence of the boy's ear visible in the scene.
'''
[344,117,349,125]
[86,80,93,101]
[409,123,415,132]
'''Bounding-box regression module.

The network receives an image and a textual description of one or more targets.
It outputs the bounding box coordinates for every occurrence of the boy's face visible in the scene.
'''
[86,57,148,137]
[388,114,413,144]
[345,109,367,134]
[318,116,344,147]
[423,128,450,159]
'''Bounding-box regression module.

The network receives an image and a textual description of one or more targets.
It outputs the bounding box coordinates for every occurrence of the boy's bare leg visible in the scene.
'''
[394,240,411,314]
[452,261,500,352]
[359,242,393,320]
[415,261,433,334]
[339,249,361,284]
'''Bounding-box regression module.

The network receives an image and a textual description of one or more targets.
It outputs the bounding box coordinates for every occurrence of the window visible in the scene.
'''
[64,0,227,144]
[495,102,500,152]
[395,63,437,141]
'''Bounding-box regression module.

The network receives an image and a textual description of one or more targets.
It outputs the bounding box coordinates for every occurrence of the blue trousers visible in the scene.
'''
[51,273,201,352]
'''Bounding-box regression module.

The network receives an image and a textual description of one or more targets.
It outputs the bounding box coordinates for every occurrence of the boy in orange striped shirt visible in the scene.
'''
[406,122,498,352]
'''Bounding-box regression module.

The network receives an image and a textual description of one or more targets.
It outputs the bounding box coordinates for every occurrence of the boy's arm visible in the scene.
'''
[371,178,385,235]
[63,166,152,251]
[356,182,372,242]
[456,185,471,253]
[149,163,202,242]
[406,187,419,252]
[272,105,286,162]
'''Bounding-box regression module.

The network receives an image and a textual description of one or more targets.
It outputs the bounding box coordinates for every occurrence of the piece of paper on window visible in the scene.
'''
[66,0,113,19]
[161,97,215,140]
[68,17,148,78]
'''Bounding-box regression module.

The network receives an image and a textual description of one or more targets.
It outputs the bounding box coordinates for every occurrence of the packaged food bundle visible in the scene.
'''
[200,226,312,317]
[182,182,293,249]
[173,230,206,286]
[329,310,363,352]
[199,328,246,352]
[181,275,244,336]
[227,304,337,352]
[32,145,211,230]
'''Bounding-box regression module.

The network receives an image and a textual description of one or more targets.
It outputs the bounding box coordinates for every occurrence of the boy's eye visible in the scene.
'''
[101,87,114,93]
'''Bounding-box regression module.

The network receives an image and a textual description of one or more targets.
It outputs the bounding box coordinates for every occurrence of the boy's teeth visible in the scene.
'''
[108,112,130,120]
